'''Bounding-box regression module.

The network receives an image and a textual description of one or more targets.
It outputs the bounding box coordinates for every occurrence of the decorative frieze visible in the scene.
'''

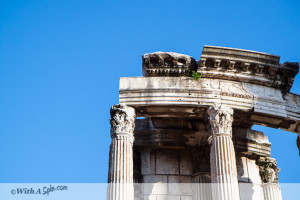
[199,45,299,91]
[142,52,197,77]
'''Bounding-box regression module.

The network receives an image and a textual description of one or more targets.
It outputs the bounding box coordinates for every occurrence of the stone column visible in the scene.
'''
[107,104,136,200]
[257,157,282,200]
[193,173,212,200]
[205,106,240,200]
[192,146,212,200]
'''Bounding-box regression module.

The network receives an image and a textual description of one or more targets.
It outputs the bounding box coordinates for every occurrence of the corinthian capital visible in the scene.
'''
[205,106,234,136]
[110,104,136,137]
[257,157,280,184]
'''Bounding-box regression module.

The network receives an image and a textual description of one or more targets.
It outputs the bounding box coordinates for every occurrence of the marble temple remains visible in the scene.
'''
[107,45,300,200]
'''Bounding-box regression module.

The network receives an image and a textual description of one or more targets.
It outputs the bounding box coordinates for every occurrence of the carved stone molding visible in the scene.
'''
[199,46,299,91]
[142,52,197,77]
[110,104,136,138]
[233,128,271,157]
[257,157,280,183]
[205,106,234,136]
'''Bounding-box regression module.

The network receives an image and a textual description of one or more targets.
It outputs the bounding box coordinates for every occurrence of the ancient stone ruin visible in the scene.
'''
[107,45,300,200]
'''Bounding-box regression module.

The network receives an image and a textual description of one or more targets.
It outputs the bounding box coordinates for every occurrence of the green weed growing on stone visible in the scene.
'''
[191,71,201,80]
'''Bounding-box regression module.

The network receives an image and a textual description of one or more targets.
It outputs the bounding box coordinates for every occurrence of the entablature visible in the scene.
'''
[120,77,300,133]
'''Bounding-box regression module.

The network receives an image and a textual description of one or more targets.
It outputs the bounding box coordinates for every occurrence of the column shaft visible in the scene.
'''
[193,173,212,200]
[262,184,282,200]
[107,104,136,200]
[205,106,240,200]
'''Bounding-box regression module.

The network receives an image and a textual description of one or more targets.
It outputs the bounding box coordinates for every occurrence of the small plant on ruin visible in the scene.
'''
[191,71,202,80]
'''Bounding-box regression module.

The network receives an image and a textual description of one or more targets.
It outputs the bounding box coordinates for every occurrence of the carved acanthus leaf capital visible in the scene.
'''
[110,104,136,138]
[257,157,280,184]
[205,106,234,136]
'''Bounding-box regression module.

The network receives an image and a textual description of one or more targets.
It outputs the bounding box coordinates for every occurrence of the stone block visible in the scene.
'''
[156,195,169,200]
[143,175,168,195]
[141,149,156,175]
[144,195,157,200]
[156,150,179,175]
[179,150,193,175]
[236,155,249,183]
[247,158,262,184]
[168,176,192,195]
[168,176,192,183]
[169,195,181,200]
[180,196,192,200]
[239,183,264,200]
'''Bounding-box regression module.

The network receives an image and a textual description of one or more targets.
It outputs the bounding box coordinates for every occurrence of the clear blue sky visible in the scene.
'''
[0,0,299,183]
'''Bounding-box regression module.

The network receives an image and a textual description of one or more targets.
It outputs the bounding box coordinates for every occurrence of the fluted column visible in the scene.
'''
[205,106,240,200]
[107,104,136,200]
[193,173,212,200]
[257,157,282,200]
[192,145,212,200]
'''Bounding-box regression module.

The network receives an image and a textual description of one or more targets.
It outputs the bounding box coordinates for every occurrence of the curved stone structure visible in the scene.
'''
[199,46,299,91]
[108,45,300,200]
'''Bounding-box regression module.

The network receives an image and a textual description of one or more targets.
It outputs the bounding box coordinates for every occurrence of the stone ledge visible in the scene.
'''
[199,46,299,91]
[142,52,197,77]
[119,77,300,132]
[140,46,299,91]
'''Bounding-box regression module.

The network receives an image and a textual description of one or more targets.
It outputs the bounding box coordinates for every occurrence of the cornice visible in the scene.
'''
[140,46,299,91]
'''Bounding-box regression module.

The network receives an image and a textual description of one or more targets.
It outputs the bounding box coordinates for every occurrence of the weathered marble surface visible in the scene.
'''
[142,52,197,77]
[119,76,300,133]
[199,46,299,91]
[206,106,240,200]
[108,105,136,200]
[108,46,298,200]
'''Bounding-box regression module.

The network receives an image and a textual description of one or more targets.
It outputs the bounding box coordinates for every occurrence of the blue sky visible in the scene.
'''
[0,0,299,183]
